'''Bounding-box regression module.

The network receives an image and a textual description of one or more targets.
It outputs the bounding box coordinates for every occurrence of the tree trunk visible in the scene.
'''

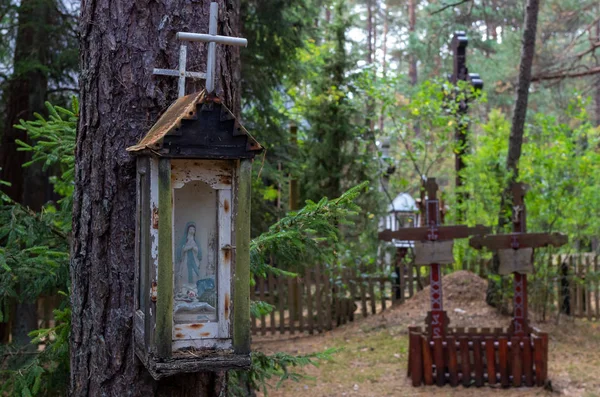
[408,0,418,86]
[378,1,389,131]
[71,0,241,395]
[487,0,540,307]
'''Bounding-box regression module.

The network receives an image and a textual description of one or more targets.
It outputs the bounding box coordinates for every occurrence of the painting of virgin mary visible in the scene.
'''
[177,222,202,285]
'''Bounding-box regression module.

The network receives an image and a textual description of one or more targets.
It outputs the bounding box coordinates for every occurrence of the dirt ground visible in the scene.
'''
[253,271,600,397]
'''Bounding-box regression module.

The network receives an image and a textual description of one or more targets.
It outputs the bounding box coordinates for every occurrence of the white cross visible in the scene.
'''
[153,2,248,98]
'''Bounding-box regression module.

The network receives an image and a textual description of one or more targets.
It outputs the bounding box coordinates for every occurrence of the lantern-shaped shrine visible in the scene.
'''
[384,192,420,232]
[127,90,262,379]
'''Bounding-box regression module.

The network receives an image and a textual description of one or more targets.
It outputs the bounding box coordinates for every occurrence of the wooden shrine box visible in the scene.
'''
[127,90,261,379]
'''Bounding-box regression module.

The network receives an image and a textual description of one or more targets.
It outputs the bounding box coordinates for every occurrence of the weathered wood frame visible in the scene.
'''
[133,156,251,379]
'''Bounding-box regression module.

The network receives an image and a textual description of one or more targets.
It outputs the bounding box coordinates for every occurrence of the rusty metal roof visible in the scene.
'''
[127,90,262,153]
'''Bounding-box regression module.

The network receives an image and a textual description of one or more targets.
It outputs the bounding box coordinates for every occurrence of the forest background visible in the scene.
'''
[0,0,599,395]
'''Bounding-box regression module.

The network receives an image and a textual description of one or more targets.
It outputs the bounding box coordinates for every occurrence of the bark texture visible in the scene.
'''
[488,0,540,308]
[505,0,540,177]
[71,0,241,395]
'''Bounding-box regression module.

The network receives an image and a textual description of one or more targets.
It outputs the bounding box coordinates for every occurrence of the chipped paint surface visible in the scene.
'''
[223,199,230,213]
[224,293,230,317]
[171,159,233,190]
[150,158,159,280]
[152,206,159,229]
[188,324,204,329]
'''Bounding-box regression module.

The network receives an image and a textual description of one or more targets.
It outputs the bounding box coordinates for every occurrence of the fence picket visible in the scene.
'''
[250,281,257,334]
[324,268,332,330]
[259,277,266,336]
[306,268,313,335]
[288,277,295,335]
[595,255,599,320]
[315,264,323,332]
[586,256,591,320]
[297,276,304,333]
[268,273,276,335]
[278,275,285,334]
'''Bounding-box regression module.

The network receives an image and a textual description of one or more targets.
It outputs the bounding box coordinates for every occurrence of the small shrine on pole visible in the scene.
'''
[127,2,261,379]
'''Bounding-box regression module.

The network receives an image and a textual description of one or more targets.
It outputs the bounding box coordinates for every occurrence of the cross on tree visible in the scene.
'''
[153,2,248,98]
[469,183,567,335]
[379,178,489,337]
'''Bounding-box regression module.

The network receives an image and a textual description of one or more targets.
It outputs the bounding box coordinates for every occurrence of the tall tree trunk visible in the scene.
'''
[487,0,540,307]
[408,0,420,137]
[408,0,418,86]
[1,0,58,349]
[378,1,389,131]
[71,0,241,395]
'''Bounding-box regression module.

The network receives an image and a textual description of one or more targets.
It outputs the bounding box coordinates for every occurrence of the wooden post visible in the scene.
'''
[459,337,471,386]
[306,268,314,334]
[447,336,459,386]
[268,272,276,335]
[485,337,496,385]
[473,336,484,387]
[277,275,285,334]
[315,264,323,332]
[450,32,483,222]
[422,336,434,385]
[410,332,423,386]
[234,159,253,352]
[259,277,266,336]
[156,158,173,358]
[433,337,445,386]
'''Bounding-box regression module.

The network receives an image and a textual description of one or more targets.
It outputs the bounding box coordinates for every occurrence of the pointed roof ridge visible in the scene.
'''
[127,90,262,154]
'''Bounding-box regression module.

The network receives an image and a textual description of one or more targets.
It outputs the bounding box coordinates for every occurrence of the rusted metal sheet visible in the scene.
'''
[127,91,206,152]
[126,90,262,156]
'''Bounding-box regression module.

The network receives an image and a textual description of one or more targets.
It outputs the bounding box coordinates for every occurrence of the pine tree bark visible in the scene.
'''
[71,0,241,395]
[487,0,540,307]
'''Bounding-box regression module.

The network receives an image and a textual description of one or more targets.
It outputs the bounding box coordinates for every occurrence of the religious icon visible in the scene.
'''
[173,181,218,324]
[178,222,202,285]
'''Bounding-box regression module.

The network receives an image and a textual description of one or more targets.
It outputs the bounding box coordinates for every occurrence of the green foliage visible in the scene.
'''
[251,182,368,277]
[229,348,339,396]
[0,305,71,397]
[0,100,75,396]
[462,97,600,243]
[15,99,78,202]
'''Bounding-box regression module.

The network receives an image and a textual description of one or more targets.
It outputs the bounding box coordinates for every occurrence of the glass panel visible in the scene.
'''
[173,180,218,324]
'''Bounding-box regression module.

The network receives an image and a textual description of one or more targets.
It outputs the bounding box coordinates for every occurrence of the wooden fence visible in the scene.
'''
[462,253,600,321]
[250,263,431,336]
[252,253,600,337]
[408,326,548,387]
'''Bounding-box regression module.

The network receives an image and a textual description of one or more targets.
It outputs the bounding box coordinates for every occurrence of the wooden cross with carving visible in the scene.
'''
[469,183,567,335]
[379,178,490,338]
